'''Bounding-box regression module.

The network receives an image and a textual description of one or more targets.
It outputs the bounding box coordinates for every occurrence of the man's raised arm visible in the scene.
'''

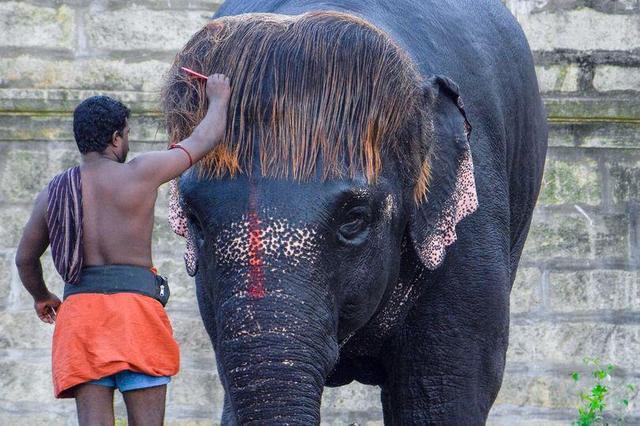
[130,74,231,185]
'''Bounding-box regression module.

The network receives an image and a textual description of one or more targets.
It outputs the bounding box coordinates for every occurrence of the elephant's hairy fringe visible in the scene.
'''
[161,11,427,199]
[412,107,435,204]
[414,161,431,204]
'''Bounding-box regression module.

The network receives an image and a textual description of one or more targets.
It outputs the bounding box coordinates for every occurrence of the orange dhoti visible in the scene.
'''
[52,293,180,398]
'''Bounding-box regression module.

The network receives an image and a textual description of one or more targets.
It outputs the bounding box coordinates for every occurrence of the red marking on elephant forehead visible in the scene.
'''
[247,184,265,299]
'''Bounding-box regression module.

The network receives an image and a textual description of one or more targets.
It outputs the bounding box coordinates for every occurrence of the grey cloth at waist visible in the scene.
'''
[63,265,157,300]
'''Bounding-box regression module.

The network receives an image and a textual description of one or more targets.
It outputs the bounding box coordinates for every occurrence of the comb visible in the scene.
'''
[180,67,208,80]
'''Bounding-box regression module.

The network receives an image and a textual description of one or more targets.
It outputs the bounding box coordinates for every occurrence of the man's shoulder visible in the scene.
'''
[96,162,159,206]
[46,165,82,209]
[120,157,165,192]
[49,165,81,188]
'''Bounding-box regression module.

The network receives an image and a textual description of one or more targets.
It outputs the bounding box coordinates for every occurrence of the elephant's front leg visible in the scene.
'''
[221,393,236,425]
[381,231,510,424]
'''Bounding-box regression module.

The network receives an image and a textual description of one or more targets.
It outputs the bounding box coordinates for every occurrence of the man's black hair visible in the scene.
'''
[73,96,130,154]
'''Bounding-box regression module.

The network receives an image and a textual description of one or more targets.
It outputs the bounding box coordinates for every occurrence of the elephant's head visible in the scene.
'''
[162,11,477,424]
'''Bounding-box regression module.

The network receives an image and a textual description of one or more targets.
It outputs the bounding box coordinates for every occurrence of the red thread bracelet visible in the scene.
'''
[168,143,193,168]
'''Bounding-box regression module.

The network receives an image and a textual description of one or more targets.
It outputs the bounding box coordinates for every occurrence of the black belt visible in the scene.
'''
[64,265,170,306]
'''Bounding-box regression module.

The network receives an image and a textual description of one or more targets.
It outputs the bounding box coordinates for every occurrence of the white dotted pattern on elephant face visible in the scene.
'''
[215,216,321,269]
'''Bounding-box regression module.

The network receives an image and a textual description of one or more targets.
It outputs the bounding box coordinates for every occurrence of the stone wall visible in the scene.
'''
[0,1,638,424]
[492,1,640,424]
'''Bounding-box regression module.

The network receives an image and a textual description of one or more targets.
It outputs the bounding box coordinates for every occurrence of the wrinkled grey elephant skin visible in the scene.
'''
[168,0,548,424]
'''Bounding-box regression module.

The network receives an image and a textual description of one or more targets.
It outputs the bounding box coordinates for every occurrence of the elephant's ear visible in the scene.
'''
[168,179,198,276]
[410,75,478,270]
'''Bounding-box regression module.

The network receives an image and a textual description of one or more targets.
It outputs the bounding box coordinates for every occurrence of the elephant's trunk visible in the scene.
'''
[216,289,338,425]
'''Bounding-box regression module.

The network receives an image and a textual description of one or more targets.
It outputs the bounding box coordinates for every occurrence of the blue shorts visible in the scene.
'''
[89,370,171,392]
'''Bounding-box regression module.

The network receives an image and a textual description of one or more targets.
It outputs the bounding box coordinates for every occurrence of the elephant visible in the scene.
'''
[162,0,548,424]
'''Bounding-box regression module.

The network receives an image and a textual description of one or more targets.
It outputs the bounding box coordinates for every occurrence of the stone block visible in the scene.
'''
[0,252,13,306]
[496,362,638,420]
[11,252,65,310]
[488,397,577,425]
[593,214,628,259]
[130,116,168,143]
[0,413,68,426]
[488,415,569,426]
[0,56,171,92]
[320,400,384,426]
[545,97,640,122]
[165,420,219,426]
[608,155,640,205]
[535,64,580,93]
[0,3,74,50]
[549,270,640,312]
[511,267,543,314]
[0,148,49,203]
[507,0,640,14]
[524,210,591,261]
[518,9,640,51]
[523,209,628,263]
[0,114,73,142]
[0,114,165,144]
[539,155,600,206]
[547,124,575,148]
[320,398,384,425]
[0,311,54,349]
[0,88,161,114]
[0,206,32,249]
[581,124,640,149]
[0,357,56,403]
[548,122,640,150]
[494,371,576,409]
[168,365,222,410]
[48,147,81,172]
[85,7,211,53]
[171,312,214,353]
[322,382,382,414]
[593,66,640,93]
[508,322,640,370]
[106,0,223,10]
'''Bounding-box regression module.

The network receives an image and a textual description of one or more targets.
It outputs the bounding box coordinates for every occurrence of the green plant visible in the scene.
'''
[571,357,637,426]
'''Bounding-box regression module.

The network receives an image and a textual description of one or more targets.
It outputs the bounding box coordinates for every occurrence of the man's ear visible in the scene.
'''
[409,75,478,270]
[111,130,120,147]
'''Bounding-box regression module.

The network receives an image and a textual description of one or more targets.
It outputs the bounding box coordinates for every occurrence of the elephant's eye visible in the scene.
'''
[337,206,370,244]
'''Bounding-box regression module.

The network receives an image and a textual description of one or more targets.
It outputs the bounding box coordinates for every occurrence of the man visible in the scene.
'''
[15,74,230,425]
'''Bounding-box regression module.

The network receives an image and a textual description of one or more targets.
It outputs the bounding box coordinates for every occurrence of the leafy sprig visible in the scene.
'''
[571,357,637,426]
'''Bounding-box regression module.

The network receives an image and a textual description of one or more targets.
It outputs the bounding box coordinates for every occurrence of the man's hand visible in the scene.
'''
[128,73,231,186]
[206,73,231,108]
[16,188,56,323]
[177,73,231,167]
[34,292,61,324]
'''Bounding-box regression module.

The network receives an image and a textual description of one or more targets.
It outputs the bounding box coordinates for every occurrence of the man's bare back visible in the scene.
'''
[80,159,158,267]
